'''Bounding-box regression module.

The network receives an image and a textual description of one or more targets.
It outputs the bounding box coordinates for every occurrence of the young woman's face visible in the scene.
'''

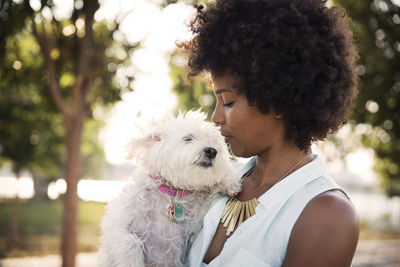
[211,73,286,158]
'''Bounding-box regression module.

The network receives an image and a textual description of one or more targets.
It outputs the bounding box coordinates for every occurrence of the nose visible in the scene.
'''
[204,147,217,159]
[211,100,226,125]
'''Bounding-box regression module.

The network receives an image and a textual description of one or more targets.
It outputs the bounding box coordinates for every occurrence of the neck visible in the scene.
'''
[149,174,191,197]
[251,144,312,187]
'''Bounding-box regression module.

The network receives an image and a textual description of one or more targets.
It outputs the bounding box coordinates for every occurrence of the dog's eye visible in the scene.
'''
[183,134,194,143]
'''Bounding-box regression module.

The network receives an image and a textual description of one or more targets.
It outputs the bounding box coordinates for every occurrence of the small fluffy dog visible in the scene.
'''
[99,111,240,267]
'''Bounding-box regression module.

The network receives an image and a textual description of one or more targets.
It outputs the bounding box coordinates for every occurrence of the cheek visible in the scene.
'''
[224,107,237,124]
[226,107,249,132]
[231,118,268,148]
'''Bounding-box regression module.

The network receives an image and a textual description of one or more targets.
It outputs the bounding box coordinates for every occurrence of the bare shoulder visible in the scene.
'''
[283,190,360,267]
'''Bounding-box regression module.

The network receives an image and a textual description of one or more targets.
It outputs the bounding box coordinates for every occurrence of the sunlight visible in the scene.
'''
[78,179,127,202]
[98,1,195,165]
[119,1,160,44]
[346,149,378,185]
[0,176,34,199]
[0,176,126,203]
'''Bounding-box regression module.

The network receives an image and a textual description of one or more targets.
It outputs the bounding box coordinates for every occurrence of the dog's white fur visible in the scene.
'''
[99,111,241,267]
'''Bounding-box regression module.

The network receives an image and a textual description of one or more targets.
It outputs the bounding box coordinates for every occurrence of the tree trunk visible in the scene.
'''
[10,170,21,246]
[61,115,84,267]
[32,175,50,201]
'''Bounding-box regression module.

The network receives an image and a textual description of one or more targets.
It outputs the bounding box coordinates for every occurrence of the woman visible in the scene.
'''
[182,0,359,266]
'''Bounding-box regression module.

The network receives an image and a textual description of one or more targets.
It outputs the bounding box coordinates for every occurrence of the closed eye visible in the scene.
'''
[183,134,194,143]
[223,102,234,108]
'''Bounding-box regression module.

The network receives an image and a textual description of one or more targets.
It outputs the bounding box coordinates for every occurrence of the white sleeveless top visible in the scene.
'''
[189,154,347,267]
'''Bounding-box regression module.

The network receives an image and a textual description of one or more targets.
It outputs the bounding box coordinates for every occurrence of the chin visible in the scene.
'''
[229,146,250,158]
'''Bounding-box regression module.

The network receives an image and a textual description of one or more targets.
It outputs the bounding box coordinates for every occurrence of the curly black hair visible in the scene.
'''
[183,0,358,150]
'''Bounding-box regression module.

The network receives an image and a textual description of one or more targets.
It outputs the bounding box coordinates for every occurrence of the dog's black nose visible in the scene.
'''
[204,147,217,159]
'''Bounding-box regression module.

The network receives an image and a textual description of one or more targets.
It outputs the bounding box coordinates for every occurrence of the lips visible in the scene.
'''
[221,132,232,143]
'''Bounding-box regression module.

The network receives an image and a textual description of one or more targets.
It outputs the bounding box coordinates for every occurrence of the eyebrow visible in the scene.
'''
[215,88,234,94]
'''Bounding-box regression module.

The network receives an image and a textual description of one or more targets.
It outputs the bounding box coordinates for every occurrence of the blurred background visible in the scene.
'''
[0,0,399,266]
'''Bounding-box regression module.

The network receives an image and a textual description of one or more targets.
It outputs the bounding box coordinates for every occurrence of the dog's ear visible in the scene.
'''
[125,134,161,159]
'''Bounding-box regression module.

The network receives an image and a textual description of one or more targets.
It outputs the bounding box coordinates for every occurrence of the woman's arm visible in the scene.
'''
[282,190,359,267]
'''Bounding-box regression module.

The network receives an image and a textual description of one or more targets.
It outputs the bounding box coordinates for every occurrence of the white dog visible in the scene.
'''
[99,111,241,267]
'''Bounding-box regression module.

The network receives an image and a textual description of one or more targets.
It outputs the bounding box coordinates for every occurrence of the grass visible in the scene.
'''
[1,199,399,258]
[0,199,106,258]
[359,225,400,240]
[358,217,400,240]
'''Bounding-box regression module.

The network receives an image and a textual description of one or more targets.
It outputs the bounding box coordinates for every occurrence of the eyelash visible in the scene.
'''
[223,102,234,107]
[183,135,194,142]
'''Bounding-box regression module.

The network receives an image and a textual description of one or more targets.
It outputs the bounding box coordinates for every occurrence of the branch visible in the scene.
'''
[31,19,65,115]
[85,30,118,107]
[83,5,135,107]
[72,0,99,108]
[86,78,106,107]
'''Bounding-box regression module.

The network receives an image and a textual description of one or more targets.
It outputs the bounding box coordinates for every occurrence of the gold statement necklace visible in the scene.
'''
[220,153,313,236]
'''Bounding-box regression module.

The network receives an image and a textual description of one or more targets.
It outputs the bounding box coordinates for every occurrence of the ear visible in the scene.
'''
[125,134,161,159]
[270,107,283,119]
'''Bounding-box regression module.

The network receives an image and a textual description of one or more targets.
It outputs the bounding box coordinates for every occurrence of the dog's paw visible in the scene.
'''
[218,178,242,196]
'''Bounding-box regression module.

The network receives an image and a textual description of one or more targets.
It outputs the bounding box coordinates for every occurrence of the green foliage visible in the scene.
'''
[0,200,61,236]
[170,52,215,118]
[0,200,106,236]
[0,27,62,177]
[333,0,400,195]
[167,1,216,118]
[0,0,33,57]
[81,118,108,179]
[0,0,137,181]
[79,200,106,225]
[1,1,138,262]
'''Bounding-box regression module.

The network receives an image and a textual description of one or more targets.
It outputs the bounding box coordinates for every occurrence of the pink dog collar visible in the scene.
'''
[149,175,191,197]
